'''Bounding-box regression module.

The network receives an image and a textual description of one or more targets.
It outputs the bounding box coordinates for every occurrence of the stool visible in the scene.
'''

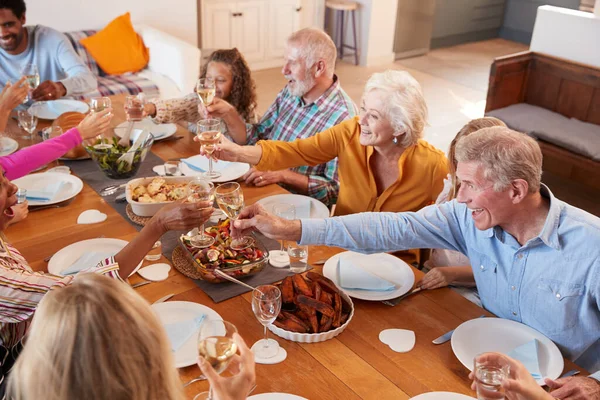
[325,0,360,65]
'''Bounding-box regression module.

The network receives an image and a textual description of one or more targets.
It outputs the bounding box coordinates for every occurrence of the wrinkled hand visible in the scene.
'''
[153,200,213,233]
[8,202,28,226]
[77,108,113,140]
[231,203,300,241]
[0,77,28,111]
[31,80,66,101]
[197,333,256,400]
[417,265,454,290]
[469,353,551,400]
[205,97,236,120]
[545,376,600,400]
[242,167,287,187]
[195,133,241,162]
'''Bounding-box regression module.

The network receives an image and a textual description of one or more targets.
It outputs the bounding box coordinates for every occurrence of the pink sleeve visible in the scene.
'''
[0,128,83,180]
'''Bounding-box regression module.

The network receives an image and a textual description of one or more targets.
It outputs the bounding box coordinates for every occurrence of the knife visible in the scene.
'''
[152,293,174,304]
[432,315,487,344]
[381,287,422,307]
[131,281,151,289]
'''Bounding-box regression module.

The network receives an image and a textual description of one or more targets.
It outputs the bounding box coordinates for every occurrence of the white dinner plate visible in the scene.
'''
[0,137,18,156]
[323,251,415,301]
[12,172,83,206]
[255,194,330,219]
[180,155,250,182]
[47,238,143,277]
[29,100,89,120]
[151,301,223,368]
[115,118,177,141]
[451,317,564,385]
[248,394,308,400]
[411,392,475,400]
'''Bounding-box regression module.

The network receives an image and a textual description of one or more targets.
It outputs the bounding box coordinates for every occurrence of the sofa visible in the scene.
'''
[485,51,600,191]
[64,24,200,100]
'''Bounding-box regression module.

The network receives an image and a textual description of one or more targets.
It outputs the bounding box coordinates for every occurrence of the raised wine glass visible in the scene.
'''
[186,178,215,248]
[90,97,112,149]
[17,110,37,140]
[21,64,39,103]
[251,285,282,359]
[214,182,253,250]
[197,118,222,179]
[196,78,216,106]
[197,320,238,400]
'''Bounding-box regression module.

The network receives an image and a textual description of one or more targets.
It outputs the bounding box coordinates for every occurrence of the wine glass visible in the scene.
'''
[17,110,37,139]
[196,78,216,106]
[251,285,282,359]
[90,97,112,148]
[214,182,254,250]
[124,95,145,121]
[197,320,238,400]
[270,203,295,264]
[186,178,215,248]
[21,64,39,103]
[197,118,222,179]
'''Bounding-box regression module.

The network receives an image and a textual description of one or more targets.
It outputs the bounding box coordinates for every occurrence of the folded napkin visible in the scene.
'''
[61,251,114,276]
[182,156,232,172]
[26,181,64,202]
[508,339,542,380]
[164,314,206,352]
[181,157,206,172]
[337,253,396,291]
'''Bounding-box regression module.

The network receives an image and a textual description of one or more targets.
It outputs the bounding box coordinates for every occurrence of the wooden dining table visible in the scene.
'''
[3,94,587,399]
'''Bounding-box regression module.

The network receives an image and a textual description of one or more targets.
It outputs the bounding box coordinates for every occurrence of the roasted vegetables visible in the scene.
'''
[273,274,352,334]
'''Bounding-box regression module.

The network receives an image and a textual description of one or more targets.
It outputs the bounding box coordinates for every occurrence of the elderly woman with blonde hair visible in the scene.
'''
[7,274,255,400]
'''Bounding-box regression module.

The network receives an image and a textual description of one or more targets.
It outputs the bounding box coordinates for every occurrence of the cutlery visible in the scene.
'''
[162,135,183,142]
[312,258,328,265]
[44,234,106,262]
[381,287,422,307]
[432,315,487,344]
[131,281,151,289]
[115,192,127,203]
[100,183,126,196]
[152,293,174,304]
[117,120,135,147]
[29,197,75,212]
[117,130,148,166]
[213,269,258,292]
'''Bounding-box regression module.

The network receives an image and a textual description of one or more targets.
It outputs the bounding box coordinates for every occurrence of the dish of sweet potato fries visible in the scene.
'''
[273,272,352,334]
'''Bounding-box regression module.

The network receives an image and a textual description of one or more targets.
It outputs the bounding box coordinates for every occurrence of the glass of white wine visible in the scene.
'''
[21,64,39,103]
[186,178,215,248]
[17,110,37,140]
[251,285,282,359]
[90,97,112,149]
[197,320,238,400]
[196,77,216,106]
[197,118,222,179]
[215,182,254,250]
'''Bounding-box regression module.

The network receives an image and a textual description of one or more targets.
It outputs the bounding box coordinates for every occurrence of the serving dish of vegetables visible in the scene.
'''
[85,136,153,179]
[179,219,268,283]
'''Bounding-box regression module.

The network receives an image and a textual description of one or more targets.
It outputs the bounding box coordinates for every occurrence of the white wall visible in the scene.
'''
[24,0,198,47]
[530,5,600,68]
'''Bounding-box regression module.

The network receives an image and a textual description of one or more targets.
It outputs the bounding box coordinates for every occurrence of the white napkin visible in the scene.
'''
[337,253,396,291]
[164,314,206,352]
[61,251,114,276]
[181,157,206,172]
[508,339,542,380]
[26,181,64,202]
[182,156,231,172]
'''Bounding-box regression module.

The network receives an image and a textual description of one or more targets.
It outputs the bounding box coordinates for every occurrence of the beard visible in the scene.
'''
[286,70,316,98]
[0,30,24,52]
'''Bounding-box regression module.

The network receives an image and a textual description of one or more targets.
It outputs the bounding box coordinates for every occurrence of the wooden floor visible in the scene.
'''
[253,39,600,216]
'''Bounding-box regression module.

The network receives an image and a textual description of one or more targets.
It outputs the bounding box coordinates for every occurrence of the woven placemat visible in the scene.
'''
[126,204,152,226]
[171,246,203,279]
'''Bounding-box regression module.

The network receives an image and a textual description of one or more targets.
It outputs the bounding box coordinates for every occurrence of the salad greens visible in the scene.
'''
[85,137,144,179]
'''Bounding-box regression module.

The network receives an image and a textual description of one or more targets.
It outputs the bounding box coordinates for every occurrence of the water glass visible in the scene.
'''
[125,95,145,121]
[17,110,37,139]
[251,285,282,359]
[41,126,63,141]
[90,97,112,114]
[271,203,295,264]
[474,354,510,400]
[287,242,308,273]
[144,240,162,261]
[16,188,27,204]
[163,160,181,176]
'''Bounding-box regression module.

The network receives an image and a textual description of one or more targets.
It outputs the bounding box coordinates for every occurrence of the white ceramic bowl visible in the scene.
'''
[126,176,196,217]
[268,291,354,343]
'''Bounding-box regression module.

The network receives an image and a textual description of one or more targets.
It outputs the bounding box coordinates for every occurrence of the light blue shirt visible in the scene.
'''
[301,186,600,375]
[0,25,97,96]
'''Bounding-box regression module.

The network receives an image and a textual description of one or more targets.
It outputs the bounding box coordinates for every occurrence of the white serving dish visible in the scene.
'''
[268,291,354,343]
[126,176,196,217]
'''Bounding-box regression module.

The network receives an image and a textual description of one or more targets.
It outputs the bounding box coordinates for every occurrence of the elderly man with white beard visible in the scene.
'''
[205,28,357,207]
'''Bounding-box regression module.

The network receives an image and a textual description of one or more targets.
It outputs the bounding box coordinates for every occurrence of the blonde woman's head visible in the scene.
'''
[8,274,184,400]
[447,117,507,199]
[360,70,428,149]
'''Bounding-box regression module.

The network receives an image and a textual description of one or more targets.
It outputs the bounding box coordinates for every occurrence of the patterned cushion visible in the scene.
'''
[63,30,101,77]
[72,74,159,100]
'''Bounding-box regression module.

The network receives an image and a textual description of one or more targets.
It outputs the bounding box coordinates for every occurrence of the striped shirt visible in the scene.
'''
[247,76,357,207]
[0,242,123,348]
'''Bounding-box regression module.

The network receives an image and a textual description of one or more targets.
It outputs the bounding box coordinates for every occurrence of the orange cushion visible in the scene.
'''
[80,12,150,75]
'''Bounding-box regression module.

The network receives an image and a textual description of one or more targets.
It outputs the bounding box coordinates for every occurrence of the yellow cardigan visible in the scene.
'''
[257,117,448,216]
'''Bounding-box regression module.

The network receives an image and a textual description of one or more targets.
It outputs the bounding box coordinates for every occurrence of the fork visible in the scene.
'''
[30,197,75,212]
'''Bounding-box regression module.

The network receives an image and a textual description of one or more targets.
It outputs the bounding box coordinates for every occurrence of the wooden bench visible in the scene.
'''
[485,51,600,191]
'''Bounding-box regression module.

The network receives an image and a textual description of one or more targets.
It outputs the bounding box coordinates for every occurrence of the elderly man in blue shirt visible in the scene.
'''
[233,126,600,399]
[0,0,97,100]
